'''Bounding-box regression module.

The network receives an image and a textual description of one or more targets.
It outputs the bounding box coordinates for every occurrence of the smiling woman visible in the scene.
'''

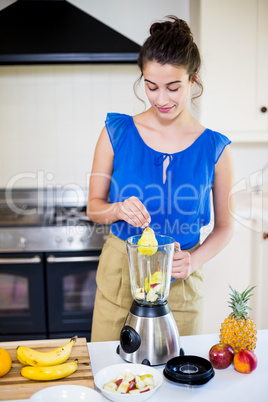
[143,63,193,122]
[87,16,234,342]
[136,16,203,101]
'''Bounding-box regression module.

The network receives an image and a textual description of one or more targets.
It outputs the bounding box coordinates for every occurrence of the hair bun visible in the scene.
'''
[150,20,172,35]
[150,16,193,39]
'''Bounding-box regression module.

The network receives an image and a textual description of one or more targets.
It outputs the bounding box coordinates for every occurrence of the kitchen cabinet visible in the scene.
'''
[198,0,268,141]
[202,216,253,334]
[250,201,268,329]
[202,193,267,334]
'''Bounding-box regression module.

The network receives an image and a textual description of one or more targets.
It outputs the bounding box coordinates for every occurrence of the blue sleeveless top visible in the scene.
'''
[106,113,231,249]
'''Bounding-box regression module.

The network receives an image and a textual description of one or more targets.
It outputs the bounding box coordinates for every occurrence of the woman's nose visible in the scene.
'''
[156,91,169,106]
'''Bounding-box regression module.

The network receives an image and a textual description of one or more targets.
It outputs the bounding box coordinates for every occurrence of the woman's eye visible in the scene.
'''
[148,87,157,91]
[168,87,179,92]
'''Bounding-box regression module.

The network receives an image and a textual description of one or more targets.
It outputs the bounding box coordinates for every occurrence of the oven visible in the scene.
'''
[0,188,109,341]
[0,252,46,340]
[45,250,100,339]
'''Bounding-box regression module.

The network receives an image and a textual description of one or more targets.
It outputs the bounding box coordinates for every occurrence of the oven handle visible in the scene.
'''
[0,256,41,264]
[46,255,100,263]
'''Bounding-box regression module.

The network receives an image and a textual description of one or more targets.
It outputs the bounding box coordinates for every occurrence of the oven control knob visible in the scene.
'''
[67,236,74,243]
[80,236,88,243]
[19,236,27,248]
[55,236,62,244]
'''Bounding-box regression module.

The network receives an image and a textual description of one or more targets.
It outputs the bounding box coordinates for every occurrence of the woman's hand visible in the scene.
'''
[171,242,194,280]
[116,196,151,228]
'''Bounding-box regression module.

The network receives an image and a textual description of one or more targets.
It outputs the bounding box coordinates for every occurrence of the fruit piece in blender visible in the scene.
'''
[138,227,158,256]
[146,289,158,302]
[134,288,145,300]
[145,270,164,300]
[145,271,163,289]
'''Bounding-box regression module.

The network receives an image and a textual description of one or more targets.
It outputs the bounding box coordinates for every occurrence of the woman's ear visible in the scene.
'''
[190,71,199,87]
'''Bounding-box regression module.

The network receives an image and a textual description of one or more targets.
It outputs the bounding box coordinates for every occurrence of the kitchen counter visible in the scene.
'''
[89,330,268,402]
[3,330,268,402]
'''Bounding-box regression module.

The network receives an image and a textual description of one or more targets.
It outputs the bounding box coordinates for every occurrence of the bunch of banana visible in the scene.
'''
[17,336,77,366]
[17,336,78,381]
[21,359,78,381]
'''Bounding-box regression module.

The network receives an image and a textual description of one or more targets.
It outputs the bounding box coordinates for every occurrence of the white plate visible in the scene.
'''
[29,385,102,402]
[94,363,163,402]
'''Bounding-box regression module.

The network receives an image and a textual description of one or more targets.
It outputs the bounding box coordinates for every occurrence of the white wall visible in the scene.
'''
[0,0,16,10]
[0,0,190,189]
[1,0,267,191]
[70,0,189,45]
[0,64,142,188]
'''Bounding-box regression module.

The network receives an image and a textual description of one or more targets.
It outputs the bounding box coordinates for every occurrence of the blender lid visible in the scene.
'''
[164,355,215,386]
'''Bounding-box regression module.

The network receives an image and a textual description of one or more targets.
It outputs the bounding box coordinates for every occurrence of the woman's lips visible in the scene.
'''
[157,106,174,113]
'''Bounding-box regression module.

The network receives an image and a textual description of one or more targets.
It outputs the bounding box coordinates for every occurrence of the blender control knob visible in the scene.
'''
[141,359,151,366]
[120,325,141,354]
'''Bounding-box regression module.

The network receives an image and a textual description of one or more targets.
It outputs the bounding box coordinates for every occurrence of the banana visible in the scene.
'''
[17,353,29,366]
[20,359,78,381]
[17,336,77,367]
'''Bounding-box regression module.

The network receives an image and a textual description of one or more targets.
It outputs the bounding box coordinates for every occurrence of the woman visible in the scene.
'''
[87,16,234,341]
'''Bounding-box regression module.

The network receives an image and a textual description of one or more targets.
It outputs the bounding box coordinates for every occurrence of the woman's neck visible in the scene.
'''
[143,106,202,136]
[133,106,205,154]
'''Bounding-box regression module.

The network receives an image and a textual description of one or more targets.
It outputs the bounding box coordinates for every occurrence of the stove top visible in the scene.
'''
[0,188,110,252]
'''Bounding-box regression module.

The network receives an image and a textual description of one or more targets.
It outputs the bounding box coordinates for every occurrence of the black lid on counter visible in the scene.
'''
[164,355,215,386]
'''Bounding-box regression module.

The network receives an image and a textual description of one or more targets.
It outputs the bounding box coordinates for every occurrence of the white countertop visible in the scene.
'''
[3,330,268,402]
[88,330,268,402]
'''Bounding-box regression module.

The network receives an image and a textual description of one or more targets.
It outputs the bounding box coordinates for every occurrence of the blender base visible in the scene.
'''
[117,301,181,366]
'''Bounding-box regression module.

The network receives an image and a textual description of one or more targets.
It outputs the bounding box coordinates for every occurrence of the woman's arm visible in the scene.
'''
[87,127,151,227]
[172,145,234,279]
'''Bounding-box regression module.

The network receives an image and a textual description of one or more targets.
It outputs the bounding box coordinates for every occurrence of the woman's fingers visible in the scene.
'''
[173,250,189,263]
[174,241,181,253]
[172,250,192,279]
[128,197,151,227]
[119,197,151,227]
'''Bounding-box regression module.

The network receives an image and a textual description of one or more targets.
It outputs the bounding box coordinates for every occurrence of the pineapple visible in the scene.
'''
[220,285,257,353]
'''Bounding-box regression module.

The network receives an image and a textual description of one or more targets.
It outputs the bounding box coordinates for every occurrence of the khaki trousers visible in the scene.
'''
[91,232,203,342]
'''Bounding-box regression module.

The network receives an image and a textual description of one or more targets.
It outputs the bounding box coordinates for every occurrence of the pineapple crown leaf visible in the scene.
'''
[241,286,256,301]
[227,284,256,319]
[228,284,256,299]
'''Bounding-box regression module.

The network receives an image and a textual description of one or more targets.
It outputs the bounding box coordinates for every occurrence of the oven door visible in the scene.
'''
[0,253,46,341]
[46,250,100,341]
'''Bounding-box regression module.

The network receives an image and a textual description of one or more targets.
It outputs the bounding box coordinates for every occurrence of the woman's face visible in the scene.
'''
[143,61,194,120]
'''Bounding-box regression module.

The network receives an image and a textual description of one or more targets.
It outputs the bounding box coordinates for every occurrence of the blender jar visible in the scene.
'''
[126,235,175,305]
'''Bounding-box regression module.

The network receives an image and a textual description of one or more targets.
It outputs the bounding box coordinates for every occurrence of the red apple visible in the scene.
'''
[115,378,123,386]
[140,387,150,393]
[127,380,136,393]
[209,343,234,369]
[233,350,257,374]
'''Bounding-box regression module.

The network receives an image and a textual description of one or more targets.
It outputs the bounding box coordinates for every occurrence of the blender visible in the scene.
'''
[117,234,182,366]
